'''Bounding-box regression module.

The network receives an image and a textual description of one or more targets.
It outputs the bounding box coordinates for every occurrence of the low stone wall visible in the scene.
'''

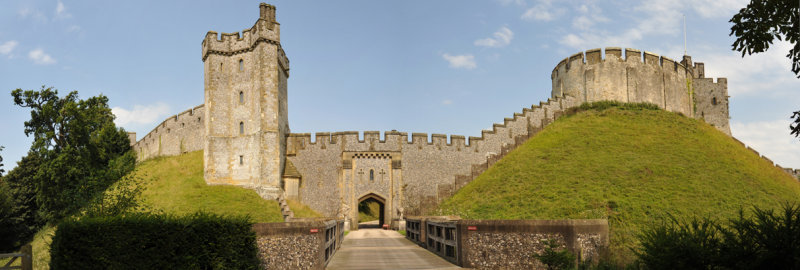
[252,219,344,270]
[405,217,608,269]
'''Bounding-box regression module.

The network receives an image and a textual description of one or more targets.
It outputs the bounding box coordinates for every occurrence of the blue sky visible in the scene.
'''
[1,0,799,171]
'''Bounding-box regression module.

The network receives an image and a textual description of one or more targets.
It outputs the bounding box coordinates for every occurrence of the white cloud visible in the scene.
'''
[442,99,453,105]
[55,0,72,19]
[0,41,18,56]
[18,7,47,23]
[66,25,81,33]
[521,0,563,21]
[692,0,749,18]
[557,1,681,50]
[475,26,514,48]
[496,0,525,6]
[28,49,56,65]
[112,103,172,127]
[732,120,800,169]
[700,42,797,97]
[442,53,477,69]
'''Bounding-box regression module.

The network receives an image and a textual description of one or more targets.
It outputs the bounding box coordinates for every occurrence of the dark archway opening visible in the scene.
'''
[357,194,386,229]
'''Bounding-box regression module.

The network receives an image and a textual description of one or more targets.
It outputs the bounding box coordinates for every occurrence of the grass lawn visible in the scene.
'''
[136,151,284,222]
[437,104,800,263]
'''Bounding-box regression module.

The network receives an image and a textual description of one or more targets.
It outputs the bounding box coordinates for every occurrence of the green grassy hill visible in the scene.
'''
[436,103,800,262]
[135,151,284,222]
[27,150,323,269]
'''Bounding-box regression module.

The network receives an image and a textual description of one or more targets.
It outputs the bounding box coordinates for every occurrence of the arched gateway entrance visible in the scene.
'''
[357,193,386,229]
[342,151,403,230]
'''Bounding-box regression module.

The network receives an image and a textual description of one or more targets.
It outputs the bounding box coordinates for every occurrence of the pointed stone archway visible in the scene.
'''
[357,193,386,228]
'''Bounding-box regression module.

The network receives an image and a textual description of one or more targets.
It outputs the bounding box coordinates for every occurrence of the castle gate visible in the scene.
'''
[342,152,403,230]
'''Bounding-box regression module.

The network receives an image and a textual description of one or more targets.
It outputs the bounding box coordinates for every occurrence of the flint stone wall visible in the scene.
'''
[405,217,608,270]
[252,219,344,270]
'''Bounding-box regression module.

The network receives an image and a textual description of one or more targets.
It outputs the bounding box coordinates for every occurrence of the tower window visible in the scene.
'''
[239,59,243,71]
[239,91,244,104]
[239,122,244,135]
[369,169,374,181]
[712,97,717,105]
[220,63,222,71]
[239,155,243,165]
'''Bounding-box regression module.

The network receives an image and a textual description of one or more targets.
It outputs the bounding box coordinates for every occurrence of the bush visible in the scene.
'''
[635,204,800,269]
[575,101,661,113]
[534,239,577,270]
[635,217,721,270]
[50,212,259,269]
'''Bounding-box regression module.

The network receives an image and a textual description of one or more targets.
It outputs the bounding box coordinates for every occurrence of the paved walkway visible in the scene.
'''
[326,228,462,270]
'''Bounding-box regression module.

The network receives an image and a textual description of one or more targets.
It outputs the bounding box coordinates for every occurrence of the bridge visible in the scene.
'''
[326,224,460,270]
[253,217,608,269]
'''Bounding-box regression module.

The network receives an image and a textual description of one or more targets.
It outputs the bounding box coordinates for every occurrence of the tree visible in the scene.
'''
[729,0,800,138]
[0,146,4,178]
[0,154,44,252]
[11,86,134,221]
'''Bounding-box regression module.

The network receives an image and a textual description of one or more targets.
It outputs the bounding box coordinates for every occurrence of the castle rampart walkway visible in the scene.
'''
[326,228,461,270]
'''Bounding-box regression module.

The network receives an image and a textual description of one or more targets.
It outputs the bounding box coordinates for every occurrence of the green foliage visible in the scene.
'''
[729,0,799,78]
[635,217,721,270]
[792,110,800,140]
[50,212,260,269]
[574,101,661,112]
[358,199,381,222]
[636,204,800,269]
[534,239,576,270]
[437,106,800,262]
[84,169,148,218]
[11,86,134,222]
[0,145,5,177]
[0,184,19,252]
[718,204,800,269]
[0,154,44,252]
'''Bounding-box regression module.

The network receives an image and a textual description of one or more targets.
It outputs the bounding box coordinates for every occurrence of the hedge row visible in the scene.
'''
[50,213,259,269]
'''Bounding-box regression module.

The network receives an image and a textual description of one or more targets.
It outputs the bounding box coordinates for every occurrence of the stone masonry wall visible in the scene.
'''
[202,3,290,192]
[286,96,580,217]
[693,77,731,135]
[551,48,692,116]
[132,105,205,161]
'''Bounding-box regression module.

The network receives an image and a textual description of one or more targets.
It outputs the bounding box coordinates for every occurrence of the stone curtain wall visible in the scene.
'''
[132,105,205,161]
[731,137,800,180]
[286,96,580,217]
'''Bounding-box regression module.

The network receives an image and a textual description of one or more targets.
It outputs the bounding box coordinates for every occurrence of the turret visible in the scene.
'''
[203,3,290,199]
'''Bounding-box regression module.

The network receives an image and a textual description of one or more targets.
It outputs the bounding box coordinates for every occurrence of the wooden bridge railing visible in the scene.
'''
[0,244,32,270]
[425,221,459,265]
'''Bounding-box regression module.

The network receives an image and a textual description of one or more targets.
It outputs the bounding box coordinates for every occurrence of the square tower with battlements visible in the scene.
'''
[201,3,290,198]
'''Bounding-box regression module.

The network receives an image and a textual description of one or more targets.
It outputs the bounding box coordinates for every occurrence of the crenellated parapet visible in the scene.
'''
[201,3,289,75]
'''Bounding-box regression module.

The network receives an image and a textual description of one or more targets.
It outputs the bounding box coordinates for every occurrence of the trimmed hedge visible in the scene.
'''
[50,213,259,269]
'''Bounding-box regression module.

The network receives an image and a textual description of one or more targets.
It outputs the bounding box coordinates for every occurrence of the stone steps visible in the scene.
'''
[276,192,295,221]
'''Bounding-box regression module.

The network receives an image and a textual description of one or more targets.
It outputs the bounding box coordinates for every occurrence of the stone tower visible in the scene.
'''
[201,3,290,198]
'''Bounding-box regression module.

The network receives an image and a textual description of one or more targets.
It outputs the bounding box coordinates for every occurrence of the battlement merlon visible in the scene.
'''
[550,47,693,81]
[201,3,289,75]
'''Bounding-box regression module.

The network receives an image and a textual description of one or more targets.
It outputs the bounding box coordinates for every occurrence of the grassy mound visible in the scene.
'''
[136,151,284,222]
[437,103,800,261]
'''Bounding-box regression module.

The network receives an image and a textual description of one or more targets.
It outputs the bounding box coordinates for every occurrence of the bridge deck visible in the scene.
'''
[326,228,461,270]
